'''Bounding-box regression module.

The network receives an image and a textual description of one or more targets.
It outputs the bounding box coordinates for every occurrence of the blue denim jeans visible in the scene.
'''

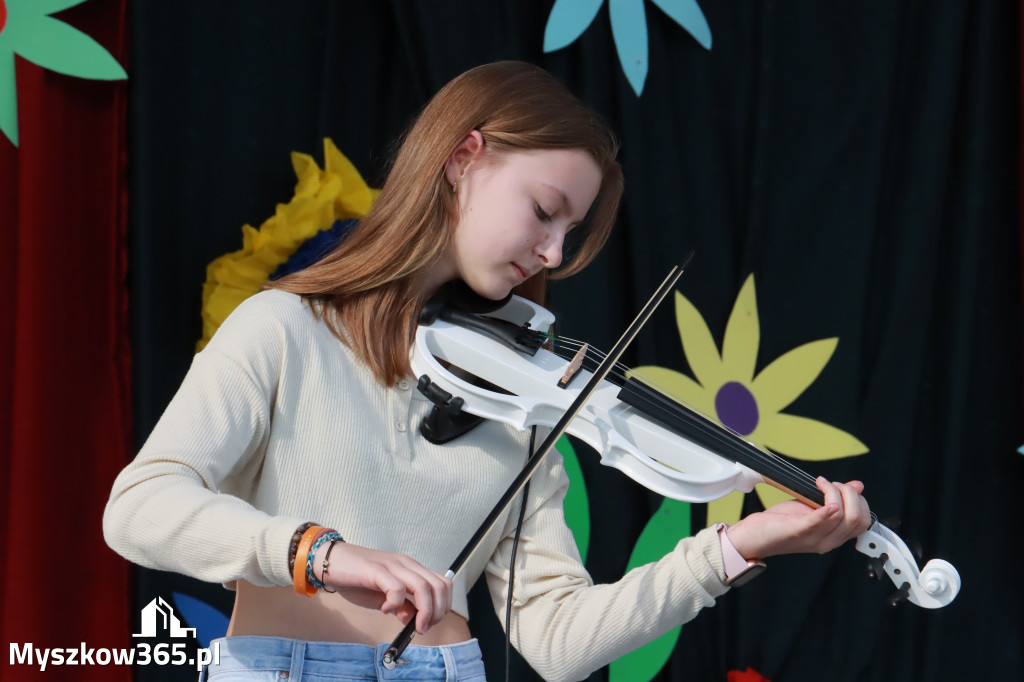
[199,636,486,682]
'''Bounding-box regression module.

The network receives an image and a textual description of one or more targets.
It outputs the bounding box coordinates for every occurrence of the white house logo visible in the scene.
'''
[10,596,219,671]
[134,597,196,638]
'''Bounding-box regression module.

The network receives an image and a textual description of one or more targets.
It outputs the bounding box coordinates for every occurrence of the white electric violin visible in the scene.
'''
[383,265,960,668]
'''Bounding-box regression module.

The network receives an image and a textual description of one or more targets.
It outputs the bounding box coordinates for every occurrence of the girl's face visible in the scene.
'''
[443,142,602,300]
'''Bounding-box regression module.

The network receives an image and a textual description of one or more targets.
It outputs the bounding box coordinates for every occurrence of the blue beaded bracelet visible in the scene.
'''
[306,531,343,590]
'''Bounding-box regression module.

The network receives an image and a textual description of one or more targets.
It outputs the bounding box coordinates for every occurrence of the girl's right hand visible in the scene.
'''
[311,541,453,635]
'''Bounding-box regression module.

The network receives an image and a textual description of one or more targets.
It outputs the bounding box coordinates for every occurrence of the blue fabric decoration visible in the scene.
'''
[171,592,229,649]
[269,219,358,280]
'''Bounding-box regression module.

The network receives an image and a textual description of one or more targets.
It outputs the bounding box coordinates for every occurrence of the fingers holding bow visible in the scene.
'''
[313,542,454,634]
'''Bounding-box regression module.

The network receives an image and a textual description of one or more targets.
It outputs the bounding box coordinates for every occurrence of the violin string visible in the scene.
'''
[535,331,821,493]
[622,375,822,496]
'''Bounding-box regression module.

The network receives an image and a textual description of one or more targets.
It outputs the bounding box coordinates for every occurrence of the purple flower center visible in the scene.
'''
[714,381,759,436]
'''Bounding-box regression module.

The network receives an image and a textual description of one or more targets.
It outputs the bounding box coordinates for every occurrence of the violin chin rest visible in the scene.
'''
[422,281,513,325]
[450,280,514,314]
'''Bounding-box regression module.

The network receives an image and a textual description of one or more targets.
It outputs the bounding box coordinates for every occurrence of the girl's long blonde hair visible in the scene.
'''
[269,61,623,386]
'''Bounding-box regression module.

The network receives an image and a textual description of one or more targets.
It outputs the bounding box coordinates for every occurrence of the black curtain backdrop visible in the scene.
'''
[127,2,1021,681]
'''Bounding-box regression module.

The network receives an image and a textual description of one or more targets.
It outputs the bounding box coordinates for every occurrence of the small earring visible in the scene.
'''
[451,181,457,193]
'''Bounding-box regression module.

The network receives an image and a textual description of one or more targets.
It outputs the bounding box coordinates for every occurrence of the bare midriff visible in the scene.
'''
[226,580,472,646]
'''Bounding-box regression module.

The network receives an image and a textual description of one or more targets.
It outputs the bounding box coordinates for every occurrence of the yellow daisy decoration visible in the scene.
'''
[632,274,868,526]
[197,139,379,350]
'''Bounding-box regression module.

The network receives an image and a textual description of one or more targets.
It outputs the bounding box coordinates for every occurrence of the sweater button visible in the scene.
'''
[396,420,407,432]
[398,379,410,391]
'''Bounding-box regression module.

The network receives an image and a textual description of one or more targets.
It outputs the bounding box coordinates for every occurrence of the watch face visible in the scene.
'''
[728,562,766,587]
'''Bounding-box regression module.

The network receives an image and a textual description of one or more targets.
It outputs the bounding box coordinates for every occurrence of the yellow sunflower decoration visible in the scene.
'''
[197,139,379,350]
[632,274,868,526]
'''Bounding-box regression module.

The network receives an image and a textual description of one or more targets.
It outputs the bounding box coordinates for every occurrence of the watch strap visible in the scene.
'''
[715,522,766,586]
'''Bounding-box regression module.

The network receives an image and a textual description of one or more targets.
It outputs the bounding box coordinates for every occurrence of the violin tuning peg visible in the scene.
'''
[887,582,911,608]
[866,553,888,581]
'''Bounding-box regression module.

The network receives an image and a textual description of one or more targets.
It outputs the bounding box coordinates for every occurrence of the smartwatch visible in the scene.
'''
[715,522,766,586]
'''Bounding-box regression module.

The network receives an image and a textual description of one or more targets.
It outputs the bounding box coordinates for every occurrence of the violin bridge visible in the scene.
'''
[558,344,589,389]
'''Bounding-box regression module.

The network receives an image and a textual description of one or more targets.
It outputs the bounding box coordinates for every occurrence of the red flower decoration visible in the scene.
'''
[727,667,771,682]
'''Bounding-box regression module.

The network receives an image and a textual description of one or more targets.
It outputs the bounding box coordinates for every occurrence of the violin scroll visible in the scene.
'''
[855,522,960,608]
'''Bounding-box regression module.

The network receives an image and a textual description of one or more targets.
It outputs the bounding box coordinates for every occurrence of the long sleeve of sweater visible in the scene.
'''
[485,451,730,682]
[102,297,315,587]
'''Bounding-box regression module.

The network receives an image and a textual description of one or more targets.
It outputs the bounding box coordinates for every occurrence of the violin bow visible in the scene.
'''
[381,256,692,669]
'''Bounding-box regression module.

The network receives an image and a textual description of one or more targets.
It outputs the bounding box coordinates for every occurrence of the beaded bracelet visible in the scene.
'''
[306,531,343,590]
[287,522,318,574]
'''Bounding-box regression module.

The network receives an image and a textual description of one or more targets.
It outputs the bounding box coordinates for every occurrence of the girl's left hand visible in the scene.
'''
[725,477,872,560]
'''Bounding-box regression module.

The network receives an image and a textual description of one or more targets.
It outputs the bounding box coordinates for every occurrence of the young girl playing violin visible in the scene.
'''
[104,61,871,682]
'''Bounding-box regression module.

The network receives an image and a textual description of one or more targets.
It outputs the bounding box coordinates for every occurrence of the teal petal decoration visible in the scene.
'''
[609,0,649,95]
[0,0,127,146]
[21,0,90,14]
[651,0,712,48]
[7,13,126,79]
[544,0,605,53]
[558,436,591,562]
[542,0,711,97]
[0,53,17,146]
[608,498,691,682]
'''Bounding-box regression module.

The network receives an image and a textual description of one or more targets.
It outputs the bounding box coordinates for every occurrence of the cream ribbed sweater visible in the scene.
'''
[103,289,730,682]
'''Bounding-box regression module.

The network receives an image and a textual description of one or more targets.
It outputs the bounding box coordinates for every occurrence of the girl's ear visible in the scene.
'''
[445,130,485,185]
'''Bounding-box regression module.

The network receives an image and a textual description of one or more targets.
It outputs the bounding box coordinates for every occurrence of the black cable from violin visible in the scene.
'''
[504,426,536,682]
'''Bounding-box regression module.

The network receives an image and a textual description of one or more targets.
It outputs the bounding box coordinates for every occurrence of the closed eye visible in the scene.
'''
[534,203,552,222]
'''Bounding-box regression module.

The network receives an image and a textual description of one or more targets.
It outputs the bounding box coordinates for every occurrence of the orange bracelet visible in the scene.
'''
[293,526,325,596]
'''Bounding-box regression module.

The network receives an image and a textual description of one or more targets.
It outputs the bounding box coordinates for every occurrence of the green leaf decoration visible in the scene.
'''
[609,498,691,682]
[557,436,590,562]
[6,13,126,79]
